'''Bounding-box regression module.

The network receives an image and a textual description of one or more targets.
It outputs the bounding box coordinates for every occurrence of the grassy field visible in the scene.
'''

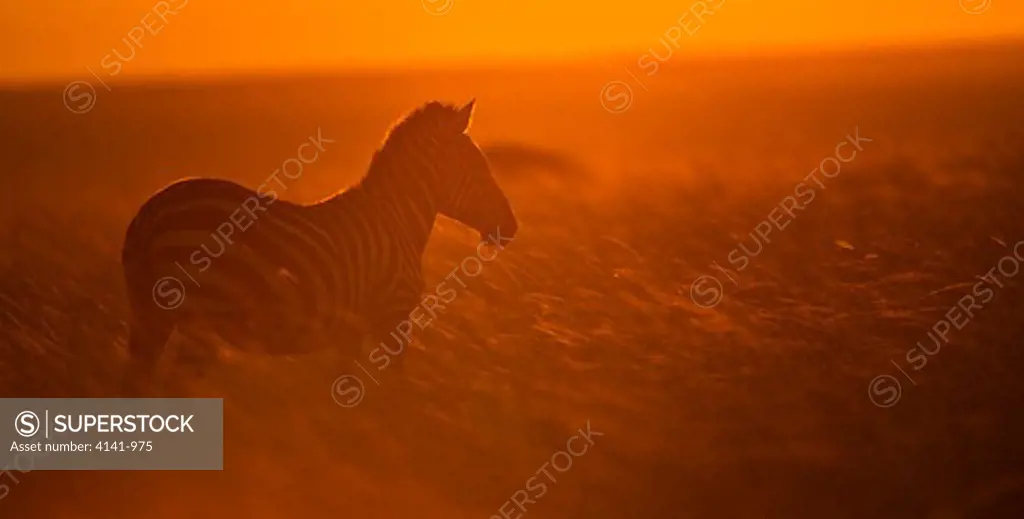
[1,44,1023,518]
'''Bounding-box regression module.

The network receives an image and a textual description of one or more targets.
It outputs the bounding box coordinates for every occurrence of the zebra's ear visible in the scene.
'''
[456,98,475,132]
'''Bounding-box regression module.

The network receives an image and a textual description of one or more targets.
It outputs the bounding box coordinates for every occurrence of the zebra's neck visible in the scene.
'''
[354,154,441,257]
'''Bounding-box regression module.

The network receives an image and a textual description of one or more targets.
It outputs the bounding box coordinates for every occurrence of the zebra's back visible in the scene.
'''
[122,177,349,350]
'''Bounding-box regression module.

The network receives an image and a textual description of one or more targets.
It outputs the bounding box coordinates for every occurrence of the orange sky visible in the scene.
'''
[1,0,1022,81]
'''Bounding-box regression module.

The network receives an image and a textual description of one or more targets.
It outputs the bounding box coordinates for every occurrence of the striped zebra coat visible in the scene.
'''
[120,100,517,392]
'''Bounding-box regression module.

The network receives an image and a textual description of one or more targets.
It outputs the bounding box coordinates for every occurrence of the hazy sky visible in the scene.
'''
[1,0,1022,81]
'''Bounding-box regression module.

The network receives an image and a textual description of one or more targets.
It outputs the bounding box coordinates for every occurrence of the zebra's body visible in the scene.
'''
[119,100,517,393]
[125,178,419,352]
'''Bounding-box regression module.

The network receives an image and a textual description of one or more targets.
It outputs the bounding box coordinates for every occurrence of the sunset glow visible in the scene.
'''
[2,0,1023,81]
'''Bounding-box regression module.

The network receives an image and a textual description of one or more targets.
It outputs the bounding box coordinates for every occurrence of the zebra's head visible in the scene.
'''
[372,100,518,244]
[434,99,518,244]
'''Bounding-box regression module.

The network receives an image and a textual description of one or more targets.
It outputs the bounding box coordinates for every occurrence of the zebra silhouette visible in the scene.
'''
[120,99,517,394]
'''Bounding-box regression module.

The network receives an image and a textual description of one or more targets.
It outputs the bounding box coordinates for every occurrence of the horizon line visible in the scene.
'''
[1,36,1022,89]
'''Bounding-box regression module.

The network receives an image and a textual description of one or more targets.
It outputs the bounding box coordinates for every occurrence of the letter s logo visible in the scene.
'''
[15,411,40,438]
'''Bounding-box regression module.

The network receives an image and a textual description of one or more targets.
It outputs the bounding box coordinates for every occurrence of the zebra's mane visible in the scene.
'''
[381,101,466,148]
[362,101,468,182]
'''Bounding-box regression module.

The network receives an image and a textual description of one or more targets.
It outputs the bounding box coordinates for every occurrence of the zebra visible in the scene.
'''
[119,99,518,394]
